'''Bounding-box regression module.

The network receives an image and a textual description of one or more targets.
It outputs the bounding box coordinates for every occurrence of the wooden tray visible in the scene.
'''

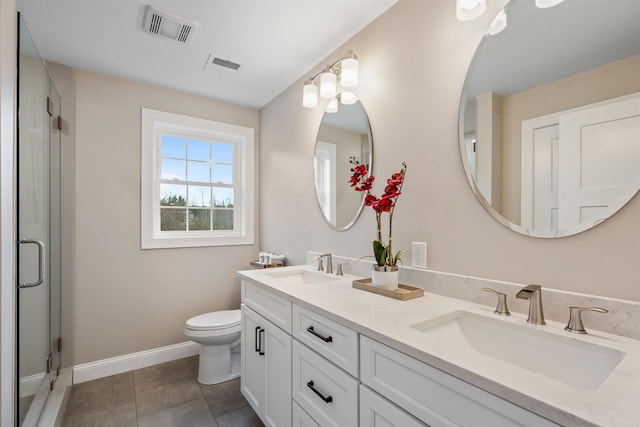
[250,261,284,269]
[352,278,424,301]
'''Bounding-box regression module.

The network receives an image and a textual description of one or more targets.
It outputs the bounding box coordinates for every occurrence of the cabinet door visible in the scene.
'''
[241,304,292,427]
[241,305,264,415]
[263,318,292,427]
[360,385,426,427]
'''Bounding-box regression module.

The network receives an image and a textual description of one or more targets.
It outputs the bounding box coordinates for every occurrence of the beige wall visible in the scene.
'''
[72,70,259,365]
[501,54,640,223]
[259,0,640,301]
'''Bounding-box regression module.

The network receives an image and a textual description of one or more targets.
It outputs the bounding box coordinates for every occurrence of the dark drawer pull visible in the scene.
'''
[258,328,265,356]
[307,380,333,403]
[306,326,333,343]
[255,326,261,353]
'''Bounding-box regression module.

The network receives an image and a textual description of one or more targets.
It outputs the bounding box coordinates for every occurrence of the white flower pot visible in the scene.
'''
[371,266,399,290]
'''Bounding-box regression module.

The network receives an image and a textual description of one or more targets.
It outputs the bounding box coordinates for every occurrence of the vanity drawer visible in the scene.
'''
[360,385,426,427]
[292,401,320,427]
[292,303,359,376]
[360,336,558,427]
[293,340,358,427]
[241,280,291,333]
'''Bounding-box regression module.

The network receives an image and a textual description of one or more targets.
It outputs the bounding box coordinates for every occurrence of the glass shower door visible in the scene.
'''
[17,14,62,426]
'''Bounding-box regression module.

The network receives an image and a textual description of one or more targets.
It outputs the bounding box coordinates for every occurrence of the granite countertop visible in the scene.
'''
[238,265,640,427]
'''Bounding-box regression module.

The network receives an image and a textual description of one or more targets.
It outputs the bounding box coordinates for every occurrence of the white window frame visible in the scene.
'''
[141,108,254,249]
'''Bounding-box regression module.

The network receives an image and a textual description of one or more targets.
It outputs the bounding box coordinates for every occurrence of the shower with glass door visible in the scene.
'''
[16,13,62,426]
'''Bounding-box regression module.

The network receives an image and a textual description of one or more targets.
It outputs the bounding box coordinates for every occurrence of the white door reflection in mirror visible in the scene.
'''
[314,141,337,224]
[521,93,640,236]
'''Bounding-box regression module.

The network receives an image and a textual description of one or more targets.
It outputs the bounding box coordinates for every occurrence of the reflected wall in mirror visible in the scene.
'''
[460,0,640,238]
[314,93,372,230]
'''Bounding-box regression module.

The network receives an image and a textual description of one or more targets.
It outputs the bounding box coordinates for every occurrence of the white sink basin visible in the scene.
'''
[410,310,626,390]
[261,268,339,285]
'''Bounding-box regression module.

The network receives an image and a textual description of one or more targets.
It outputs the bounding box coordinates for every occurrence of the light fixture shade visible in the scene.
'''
[340,91,357,105]
[303,80,318,108]
[456,0,486,21]
[486,9,507,36]
[535,0,565,8]
[320,71,337,99]
[340,57,359,87]
[326,97,338,113]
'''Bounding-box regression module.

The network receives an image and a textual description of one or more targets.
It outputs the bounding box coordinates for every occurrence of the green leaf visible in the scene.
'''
[372,240,388,266]
[393,248,409,266]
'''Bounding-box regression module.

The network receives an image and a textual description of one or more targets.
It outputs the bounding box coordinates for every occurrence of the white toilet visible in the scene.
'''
[184,309,241,385]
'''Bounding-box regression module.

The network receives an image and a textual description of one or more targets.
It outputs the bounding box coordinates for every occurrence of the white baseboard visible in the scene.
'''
[19,372,46,398]
[72,341,200,384]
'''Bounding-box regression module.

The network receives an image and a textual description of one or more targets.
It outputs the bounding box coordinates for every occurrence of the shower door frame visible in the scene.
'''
[15,12,62,426]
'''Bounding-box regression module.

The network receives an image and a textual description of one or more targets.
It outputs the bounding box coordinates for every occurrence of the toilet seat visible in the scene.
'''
[186,310,241,331]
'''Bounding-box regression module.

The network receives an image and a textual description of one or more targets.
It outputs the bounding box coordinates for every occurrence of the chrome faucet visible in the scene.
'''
[515,284,546,325]
[314,253,333,274]
[565,306,609,334]
[483,288,511,316]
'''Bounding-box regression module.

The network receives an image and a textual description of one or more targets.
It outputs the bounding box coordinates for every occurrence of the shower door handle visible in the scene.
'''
[18,239,45,288]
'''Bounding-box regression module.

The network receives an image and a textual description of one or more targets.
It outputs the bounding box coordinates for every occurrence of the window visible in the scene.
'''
[141,108,254,249]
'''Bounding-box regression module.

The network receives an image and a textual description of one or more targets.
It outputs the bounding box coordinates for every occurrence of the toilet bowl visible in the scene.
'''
[184,309,241,385]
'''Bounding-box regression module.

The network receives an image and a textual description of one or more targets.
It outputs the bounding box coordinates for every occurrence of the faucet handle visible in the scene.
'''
[565,306,609,334]
[315,257,324,272]
[483,288,511,316]
[336,263,348,276]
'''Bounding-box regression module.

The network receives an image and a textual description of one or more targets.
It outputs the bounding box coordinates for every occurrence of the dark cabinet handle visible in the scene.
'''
[307,380,333,403]
[306,326,333,343]
[258,328,265,356]
[255,326,261,353]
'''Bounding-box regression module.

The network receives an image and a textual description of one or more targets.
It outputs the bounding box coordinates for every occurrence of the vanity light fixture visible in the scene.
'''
[325,97,339,113]
[303,79,319,108]
[320,68,337,99]
[340,91,358,105]
[535,0,565,8]
[302,50,359,108]
[456,0,486,21]
[486,8,507,36]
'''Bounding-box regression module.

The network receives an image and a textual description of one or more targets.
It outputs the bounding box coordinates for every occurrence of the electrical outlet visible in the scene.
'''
[411,242,427,269]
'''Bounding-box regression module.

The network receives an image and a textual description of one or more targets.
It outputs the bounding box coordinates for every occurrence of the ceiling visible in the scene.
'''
[465,0,640,99]
[17,0,398,109]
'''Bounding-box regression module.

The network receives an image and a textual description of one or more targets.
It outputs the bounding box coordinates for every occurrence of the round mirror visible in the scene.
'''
[314,93,373,230]
[459,0,640,238]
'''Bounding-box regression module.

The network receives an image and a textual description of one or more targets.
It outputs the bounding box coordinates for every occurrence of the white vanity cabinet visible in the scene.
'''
[239,273,566,427]
[360,336,559,427]
[360,385,425,427]
[291,303,360,426]
[240,281,292,427]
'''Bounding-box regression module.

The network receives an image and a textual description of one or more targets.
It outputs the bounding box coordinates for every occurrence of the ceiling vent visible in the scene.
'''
[142,5,198,44]
[204,54,242,74]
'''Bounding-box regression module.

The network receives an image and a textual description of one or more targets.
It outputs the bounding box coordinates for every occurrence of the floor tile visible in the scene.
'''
[134,359,194,391]
[138,398,218,427]
[62,400,137,427]
[134,359,204,417]
[186,354,199,378]
[200,378,248,417]
[215,405,264,427]
[63,372,135,416]
[61,356,262,426]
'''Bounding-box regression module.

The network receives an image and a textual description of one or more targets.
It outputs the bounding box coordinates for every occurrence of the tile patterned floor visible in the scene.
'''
[62,356,264,427]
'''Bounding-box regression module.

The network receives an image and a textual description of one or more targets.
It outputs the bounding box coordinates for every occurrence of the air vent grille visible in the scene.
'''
[178,26,192,43]
[204,54,242,74]
[149,13,162,34]
[212,57,241,71]
[142,5,198,44]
